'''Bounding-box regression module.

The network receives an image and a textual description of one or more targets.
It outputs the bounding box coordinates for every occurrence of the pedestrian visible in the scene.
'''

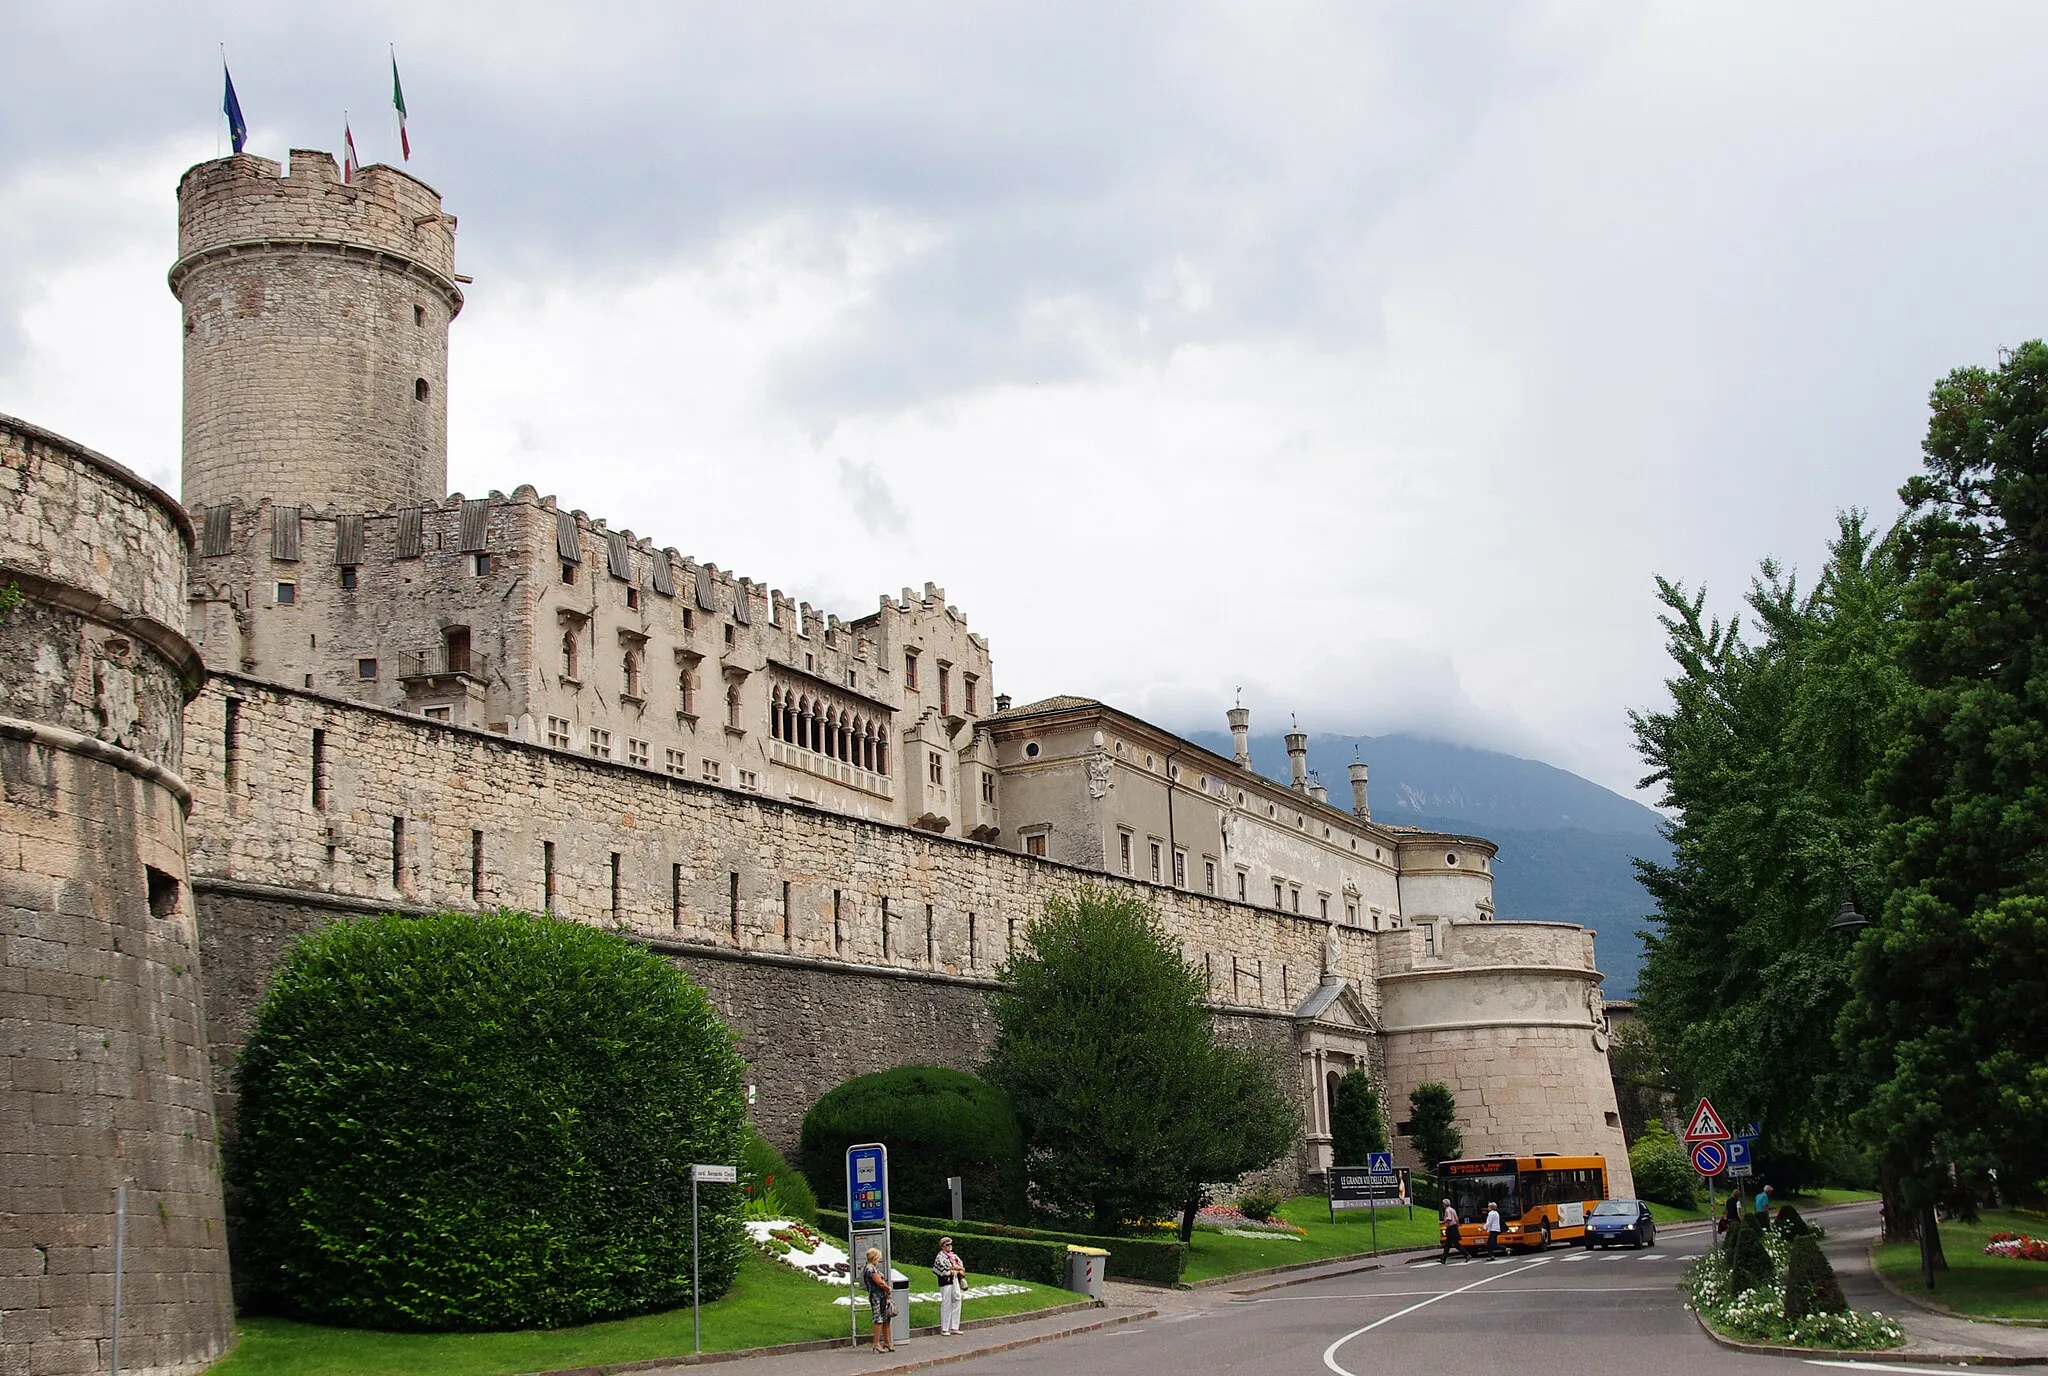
[1484,1201,1503,1258]
[861,1246,895,1353]
[933,1236,968,1336]
[1755,1183,1773,1224]
[1440,1197,1460,1263]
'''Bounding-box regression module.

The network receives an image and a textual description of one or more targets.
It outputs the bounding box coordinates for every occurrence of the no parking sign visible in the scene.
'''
[1692,1140,1727,1176]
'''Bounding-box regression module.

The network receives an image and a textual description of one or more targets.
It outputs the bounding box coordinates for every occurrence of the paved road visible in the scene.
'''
[927,1210,1938,1376]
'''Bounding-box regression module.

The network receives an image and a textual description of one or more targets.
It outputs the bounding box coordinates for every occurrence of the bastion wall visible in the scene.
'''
[1,417,235,1376]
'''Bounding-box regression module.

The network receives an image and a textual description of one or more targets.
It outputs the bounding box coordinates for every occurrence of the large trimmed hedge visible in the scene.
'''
[231,910,748,1331]
[801,1066,1027,1222]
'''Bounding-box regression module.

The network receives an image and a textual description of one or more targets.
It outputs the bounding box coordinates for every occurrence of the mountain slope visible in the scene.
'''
[1184,730,1665,995]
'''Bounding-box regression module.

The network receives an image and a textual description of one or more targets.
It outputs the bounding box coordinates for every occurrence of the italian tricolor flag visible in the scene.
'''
[392,53,410,160]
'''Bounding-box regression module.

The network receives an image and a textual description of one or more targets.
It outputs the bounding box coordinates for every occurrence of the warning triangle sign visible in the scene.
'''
[1684,1098,1730,1141]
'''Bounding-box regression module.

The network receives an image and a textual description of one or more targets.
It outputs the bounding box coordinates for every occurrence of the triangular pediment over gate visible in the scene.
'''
[1292,975,1381,1035]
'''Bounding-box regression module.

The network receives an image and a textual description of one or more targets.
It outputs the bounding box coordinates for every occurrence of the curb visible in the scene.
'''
[516,1300,1112,1375]
[1179,1244,1435,1290]
[826,1306,1159,1376]
[1867,1242,2048,1331]
[1691,1307,2046,1366]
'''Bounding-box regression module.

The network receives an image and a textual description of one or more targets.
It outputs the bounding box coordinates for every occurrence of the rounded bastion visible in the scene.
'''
[1,414,234,1375]
[170,150,460,516]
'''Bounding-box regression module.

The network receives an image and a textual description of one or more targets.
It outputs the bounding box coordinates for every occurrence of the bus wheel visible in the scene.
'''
[1538,1224,1552,1251]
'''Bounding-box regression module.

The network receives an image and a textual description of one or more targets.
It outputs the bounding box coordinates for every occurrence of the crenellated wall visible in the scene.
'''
[1,416,235,1376]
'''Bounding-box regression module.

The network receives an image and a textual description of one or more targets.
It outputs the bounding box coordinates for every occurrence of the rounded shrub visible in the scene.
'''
[231,910,748,1331]
[1628,1124,1698,1209]
[801,1066,1027,1223]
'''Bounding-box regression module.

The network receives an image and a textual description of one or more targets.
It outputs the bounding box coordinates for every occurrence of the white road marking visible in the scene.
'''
[1256,1286,1668,1301]
[1323,1258,1552,1376]
[1805,1363,1983,1375]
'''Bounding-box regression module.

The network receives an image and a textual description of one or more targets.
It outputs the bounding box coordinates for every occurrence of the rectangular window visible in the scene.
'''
[1173,850,1187,888]
[1149,842,1162,884]
[904,650,919,690]
[547,716,571,750]
[729,871,740,939]
[1119,831,1133,875]
[1422,922,1438,956]
[474,552,491,576]
[311,728,328,810]
[1273,882,1284,908]
[926,903,936,964]
[223,697,241,790]
[681,607,694,632]
[981,772,996,805]
[1204,860,1216,894]
[1320,895,1329,919]
[833,888,844,953]
[671,863,683,929]
[1237,871,1248,901]
[1025,832,1048,858]
[782,880,792,946]
[626,586,640,610]
[391,817,405,891]
[881,897,891,957]
[1290,887,1301,913]
[275,581,296,605]
[339,566,359,590]
[738,768,758,789]
[928,750,943,785]
[610,852,622,918]
[357,657,378,681]
[701,759,722,783]
[587,728,612,760]
[964,674,978,713]
[471,830,484,902]
[665,748,687,777]
[627,737,650,768]
[1347,901,1358,925]
[423,705,451,722]
[543,840,556,912]
[562,562,576,585]
[938,665,950,715]
[724,623,736,648]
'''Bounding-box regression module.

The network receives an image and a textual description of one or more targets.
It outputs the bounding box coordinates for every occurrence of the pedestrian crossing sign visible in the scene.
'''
[1684,1097,1730,1141]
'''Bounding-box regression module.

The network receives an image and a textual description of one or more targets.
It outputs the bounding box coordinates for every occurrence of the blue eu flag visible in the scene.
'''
[223,62,248,154]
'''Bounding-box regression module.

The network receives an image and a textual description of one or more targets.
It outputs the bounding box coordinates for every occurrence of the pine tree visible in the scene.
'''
[1407,1082,1463,1172]
[1329,1068,1387,1167]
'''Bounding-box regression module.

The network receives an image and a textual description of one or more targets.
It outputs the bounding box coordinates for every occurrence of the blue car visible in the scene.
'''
[1583,1198,1657,1248]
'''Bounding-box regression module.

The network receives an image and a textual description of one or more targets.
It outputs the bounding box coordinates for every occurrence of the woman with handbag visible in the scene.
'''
[933,1237,968,1336]
[861,1247,896,1353]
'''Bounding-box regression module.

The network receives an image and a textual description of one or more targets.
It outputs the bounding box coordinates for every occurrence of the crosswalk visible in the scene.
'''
[1442,1249,1681,1266]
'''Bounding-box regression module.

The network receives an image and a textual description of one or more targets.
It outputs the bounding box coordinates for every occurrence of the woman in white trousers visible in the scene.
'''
[933,1237,967,1335]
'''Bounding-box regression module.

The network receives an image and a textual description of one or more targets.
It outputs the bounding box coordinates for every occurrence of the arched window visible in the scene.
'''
[726,681,743,729]
[623,649,641,697]
[562,630,578,679]
[876,733,889,777]
[415,377,430,402]
[797,696,812,751]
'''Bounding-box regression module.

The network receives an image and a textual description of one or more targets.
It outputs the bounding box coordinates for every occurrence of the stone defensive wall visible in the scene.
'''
[2,416,235,1375]
[181,674,1362,1150]
[1375,918,1634,1193]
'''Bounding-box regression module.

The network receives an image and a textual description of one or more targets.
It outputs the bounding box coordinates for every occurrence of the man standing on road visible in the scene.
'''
[1440,1198,1460,1263]
[1484,1201,1503,1258]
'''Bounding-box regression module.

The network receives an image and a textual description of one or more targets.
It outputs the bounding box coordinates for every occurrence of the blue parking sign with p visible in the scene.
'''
[1727,1139,1751,1168]
[1367,1151,1394,1176]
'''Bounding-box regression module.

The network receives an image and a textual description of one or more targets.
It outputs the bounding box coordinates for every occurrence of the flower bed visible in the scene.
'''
[1985,1232,2048,1262]
[1195,1204,1307,1237]
[1683,1229,1904,1350]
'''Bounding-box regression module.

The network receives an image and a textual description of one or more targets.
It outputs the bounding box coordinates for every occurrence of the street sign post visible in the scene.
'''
[1683,1098,1731,1143]
[846,1144,891,1346]
[1692,1140,1727,1176]
[690,1163,738,1353]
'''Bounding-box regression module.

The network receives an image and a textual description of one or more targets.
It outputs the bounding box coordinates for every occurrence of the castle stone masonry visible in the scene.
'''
[2,147,1632,1368]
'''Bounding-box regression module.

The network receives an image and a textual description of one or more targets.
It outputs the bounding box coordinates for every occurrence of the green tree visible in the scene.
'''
[1630,513,1907,1158]
[1407,1082,1462,1171]
[1843,342,2048,1221]
[1170,1042,1299,1242]
[1329,1068,1387,1166]
[232,910,746,1331]
[798,1065,1027,1222]
[1627,1123,1698,1209]
[987,885,1293,1234]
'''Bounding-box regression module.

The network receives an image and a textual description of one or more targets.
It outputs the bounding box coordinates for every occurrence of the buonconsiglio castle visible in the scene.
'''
[0,147,1630,1375]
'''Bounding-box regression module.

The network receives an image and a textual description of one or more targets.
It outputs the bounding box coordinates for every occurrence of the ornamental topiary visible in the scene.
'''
[801,1065,1027,1224]
[1782,1230,1848,1319]
[1773,1203,1813,1238]
[1628,1124,1698,1209]
[1726,1216,1775,1296]
[231,910,747,1331]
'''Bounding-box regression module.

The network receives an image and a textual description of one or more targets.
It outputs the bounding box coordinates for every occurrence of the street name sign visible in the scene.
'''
[1692,1140,1728,1176]
[688,1162,739,1352]
[1729,1163,1753,1179]
[1684,1097,1730,1142]
[691,1164,737,1184]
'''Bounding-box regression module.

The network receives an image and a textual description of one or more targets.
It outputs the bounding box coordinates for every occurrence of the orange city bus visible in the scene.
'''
[1437,1154,1610,1252]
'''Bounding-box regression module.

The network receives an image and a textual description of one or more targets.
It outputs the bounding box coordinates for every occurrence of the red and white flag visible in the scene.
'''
[343,120,361,183]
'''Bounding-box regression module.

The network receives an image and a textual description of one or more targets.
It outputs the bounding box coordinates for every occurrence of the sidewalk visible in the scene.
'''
[1820,1204,2048,1364]
[567,1301,1159,1376]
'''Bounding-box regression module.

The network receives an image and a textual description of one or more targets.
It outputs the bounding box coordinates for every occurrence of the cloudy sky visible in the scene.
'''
[8,3,2047,798]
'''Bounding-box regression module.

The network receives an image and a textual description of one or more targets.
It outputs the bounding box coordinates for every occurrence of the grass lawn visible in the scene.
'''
[1179,1195,1444,1285]
[1873,1209,2048,1322]
[206,1251,1084,1376]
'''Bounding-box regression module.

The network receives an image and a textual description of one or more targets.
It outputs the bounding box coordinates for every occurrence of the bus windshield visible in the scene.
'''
[1445,1172,1517,1222]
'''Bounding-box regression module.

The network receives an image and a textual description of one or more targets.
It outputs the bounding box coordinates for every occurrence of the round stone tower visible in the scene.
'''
[1,414,235,1375]
[169,149,461,515]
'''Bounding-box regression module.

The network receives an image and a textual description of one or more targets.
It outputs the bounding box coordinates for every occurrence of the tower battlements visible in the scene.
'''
[171,149,459,519]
